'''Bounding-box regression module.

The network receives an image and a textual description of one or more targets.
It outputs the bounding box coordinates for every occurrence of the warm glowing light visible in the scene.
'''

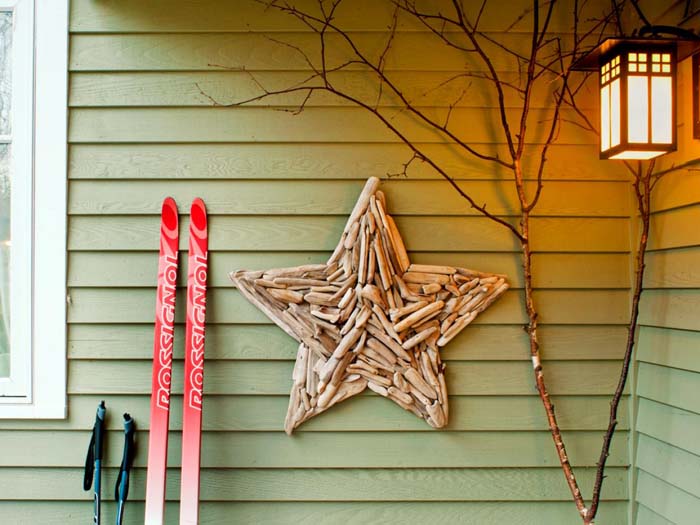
[651,76,673,143]
[608,150,666,160]
[627,76,648,143]
[595,46,676,159]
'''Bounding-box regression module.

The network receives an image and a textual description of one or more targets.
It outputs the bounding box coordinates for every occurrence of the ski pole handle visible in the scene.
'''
[84,400,106,525]
[115,413,135,525]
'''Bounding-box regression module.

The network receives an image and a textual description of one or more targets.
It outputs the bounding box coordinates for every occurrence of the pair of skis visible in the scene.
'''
[145,197,208,525]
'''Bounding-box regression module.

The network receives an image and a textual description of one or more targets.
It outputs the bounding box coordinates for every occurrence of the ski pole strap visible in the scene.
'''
[115,413,135,501]
[84,401,106,491]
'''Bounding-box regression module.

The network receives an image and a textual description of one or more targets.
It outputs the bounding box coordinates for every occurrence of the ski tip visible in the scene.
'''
[161,197,179,232]
[190,198,207,232]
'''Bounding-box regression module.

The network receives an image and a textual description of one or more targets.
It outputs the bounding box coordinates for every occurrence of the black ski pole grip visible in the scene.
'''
[94,400,106,461]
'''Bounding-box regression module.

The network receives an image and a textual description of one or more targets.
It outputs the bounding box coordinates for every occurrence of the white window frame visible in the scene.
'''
[0,0,67,418]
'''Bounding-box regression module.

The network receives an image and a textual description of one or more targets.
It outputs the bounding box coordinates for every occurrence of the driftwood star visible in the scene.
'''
[230,177,509,434]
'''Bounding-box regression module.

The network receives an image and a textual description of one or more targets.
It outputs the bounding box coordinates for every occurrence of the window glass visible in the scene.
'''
[0,11,12,377]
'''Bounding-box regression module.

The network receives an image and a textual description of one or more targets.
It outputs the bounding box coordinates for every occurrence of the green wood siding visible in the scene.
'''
[633,52,700,523]
[0,1,634,523]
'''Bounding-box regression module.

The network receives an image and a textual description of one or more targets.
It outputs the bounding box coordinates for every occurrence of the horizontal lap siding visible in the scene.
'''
[635,70,700,525]
[0,1,632,524]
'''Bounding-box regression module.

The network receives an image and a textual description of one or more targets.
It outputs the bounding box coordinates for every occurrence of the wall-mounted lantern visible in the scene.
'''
[574,37,700,160]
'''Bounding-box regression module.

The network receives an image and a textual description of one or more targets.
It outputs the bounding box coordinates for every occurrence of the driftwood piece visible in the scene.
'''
[229,177,509,434]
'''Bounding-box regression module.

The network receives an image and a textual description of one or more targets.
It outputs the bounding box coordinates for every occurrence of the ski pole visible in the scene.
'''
[115,413,136,525]
[84,400,106,525]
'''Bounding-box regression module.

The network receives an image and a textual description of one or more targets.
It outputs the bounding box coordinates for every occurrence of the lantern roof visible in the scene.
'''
[573,36,700,71]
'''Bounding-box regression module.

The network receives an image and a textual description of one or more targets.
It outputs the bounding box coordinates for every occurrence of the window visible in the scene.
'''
[0,0,67,418]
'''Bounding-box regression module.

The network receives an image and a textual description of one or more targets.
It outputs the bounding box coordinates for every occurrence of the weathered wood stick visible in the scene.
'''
[330,351,355,386]
[355,368,392,387]
[368,382,389,397]
[388,386,413,405]
[355,304,373,328]
[365,323,412,362]
[311,308,340,328]
[340,308,359,335]
[366,243,377,284]
[254,278,286,289]
[394,275,422,302]
[284,387,301,435]
[402,271,451,285]
[361,346,395,371]
[361,284,387,308]
[390,300,428,322]
[304,291,338,306]
[327,267,345,282]
[403,368,437,399]
[231,277,300,343]
[458,291,486,315]
[385,215,410,273]
[317,382,339,409]
[440,312,458,333]
[338,288,355,310]
[394,300,445,333]
[328,378,368,407]
[328,177,380,265]
[365,337,399,364]
[268,287,304,304]
[373,237,392,290]
[358,226,368,285]
[392,371,409,393]
[437,311,477,347]
[371,305,402,344]
[408,264,456,275]
[275,277,329,287]
[420,351,440,389]
[421,283,442,295]
[344,220,361,249]
[292,343,308,387]
[445,284,461,296]
[264,264,328,278]
[426,400,446,428]
[341,250,353,279]
[332,325,363,359]
[348,360,379,376]
[300,388,311,412]
[402,326,438,350]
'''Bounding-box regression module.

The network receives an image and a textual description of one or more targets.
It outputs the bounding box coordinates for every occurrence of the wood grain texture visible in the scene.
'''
[68,215,630,251]
[67,179,628,217]
[67,251,630,289]
[65,288,630,325]
[68,0,613,34]
[0,430,628,468]
[0,466,628,501]
[636,363,700,415]
[68,143,629,181]
[636,433,700,499]
[66,360,627,396]
[0,394,629,431]
[68,107,596,145]
[644,247,700,288]
[69,70,595,110]
[636,398,700,458]
[68,32,594,73]
[635,470,700,525]
[67,323,628,361]
[0,501,629,525]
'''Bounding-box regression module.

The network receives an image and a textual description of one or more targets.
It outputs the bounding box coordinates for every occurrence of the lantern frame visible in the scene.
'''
[574,37,700,160]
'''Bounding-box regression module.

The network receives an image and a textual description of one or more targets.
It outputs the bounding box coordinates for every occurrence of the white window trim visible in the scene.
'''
[0,0,67,418]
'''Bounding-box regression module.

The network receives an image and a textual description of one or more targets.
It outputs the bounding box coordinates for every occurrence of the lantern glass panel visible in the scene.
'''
[628,75,648,143]
[610,77,621,147]
[600,83,610,151]
[651,75,673,143]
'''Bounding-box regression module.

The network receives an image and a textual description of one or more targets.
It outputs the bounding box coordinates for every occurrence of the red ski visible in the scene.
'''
[179,198,208,525]
[145,197,179,525]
